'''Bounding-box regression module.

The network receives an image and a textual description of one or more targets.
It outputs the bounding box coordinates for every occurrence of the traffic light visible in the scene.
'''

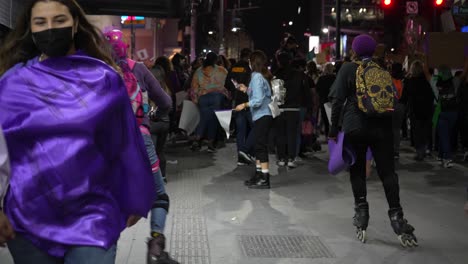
[435,0,444,6]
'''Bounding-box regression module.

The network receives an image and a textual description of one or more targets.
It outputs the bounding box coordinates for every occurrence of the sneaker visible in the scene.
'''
[287,159,298,168]
[207,146,216,153]
[206,142,216,153]
[442,159,453,168]
[294,156,303,162]
[239,151,253,164]
[190,141,201,151]
[237,157,249,166]
[277,160,286,166]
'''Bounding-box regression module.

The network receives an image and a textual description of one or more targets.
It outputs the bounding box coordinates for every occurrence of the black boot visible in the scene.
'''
[353,202,369,243]
[248,172,270,189]
[147,234,180,264]
[244,170,261,186]
[388,208,418,248]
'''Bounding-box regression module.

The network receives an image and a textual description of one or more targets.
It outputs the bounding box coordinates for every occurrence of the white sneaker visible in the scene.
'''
[287,159,298,168]
[443,159,453,168]
[277,160,286,166]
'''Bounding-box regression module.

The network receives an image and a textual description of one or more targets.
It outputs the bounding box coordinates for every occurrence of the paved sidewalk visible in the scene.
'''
[1,141,468,264]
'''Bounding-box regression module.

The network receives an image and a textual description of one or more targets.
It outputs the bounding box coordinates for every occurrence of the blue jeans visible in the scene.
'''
[437,111,458,160]
[8,234,116,264]
[196,93,225,140]
[142,134,168,234]
[235,110,255,155]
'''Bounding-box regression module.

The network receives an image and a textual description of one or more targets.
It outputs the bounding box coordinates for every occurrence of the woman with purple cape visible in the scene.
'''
[0,0,155,263]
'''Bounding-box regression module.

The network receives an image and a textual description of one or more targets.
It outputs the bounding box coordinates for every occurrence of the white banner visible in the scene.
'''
[178,100,200,135]
[215,110,233,139]
[324,102,332,125]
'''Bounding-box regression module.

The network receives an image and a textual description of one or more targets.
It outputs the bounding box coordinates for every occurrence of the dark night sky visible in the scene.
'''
[241,0,319,57]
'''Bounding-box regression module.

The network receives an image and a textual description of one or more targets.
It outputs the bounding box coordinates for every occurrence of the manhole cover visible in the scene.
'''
[238,235,335,258]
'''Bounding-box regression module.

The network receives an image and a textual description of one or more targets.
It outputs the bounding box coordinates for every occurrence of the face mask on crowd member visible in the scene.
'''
[30,1,77,58]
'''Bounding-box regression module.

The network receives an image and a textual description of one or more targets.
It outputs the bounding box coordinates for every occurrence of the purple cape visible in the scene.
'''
[0,53,155,257]
[328,132,356,175]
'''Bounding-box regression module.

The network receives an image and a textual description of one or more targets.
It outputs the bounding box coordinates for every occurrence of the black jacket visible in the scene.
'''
[329,62,373,137]
[274,66,311,109]
[401,75,435,120]
[225,60,251,105]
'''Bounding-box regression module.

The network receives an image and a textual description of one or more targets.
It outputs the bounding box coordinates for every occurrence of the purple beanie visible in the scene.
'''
[352,34,377,57]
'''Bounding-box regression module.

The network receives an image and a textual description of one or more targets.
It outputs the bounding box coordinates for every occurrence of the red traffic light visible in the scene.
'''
[383,0,392,6]
[435,0,444,6]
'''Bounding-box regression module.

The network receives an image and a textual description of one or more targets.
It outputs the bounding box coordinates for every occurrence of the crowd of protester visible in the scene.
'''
[1,1,468,262]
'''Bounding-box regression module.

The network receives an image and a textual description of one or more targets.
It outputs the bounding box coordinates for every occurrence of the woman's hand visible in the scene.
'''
[239,84,248,93]
[0,211,15,247]
[234,103,246,112]
[126,215,142,228]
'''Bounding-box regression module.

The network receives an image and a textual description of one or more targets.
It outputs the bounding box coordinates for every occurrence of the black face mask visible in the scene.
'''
[32,27,74,57]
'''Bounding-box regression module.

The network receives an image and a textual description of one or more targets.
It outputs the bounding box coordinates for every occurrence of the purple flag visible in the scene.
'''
[328,132,356,175]
[0,53,155,257]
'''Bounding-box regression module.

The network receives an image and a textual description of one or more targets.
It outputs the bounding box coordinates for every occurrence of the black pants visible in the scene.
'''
[320,104,330,136]
[150,120,170,179]
[275,111,300,160]
[346,119,401,209]
[413,118,432,157]
[254,115,273,163]
[461,112,468,149]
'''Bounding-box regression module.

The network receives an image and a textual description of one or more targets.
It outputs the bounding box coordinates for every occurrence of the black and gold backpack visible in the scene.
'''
[355,60,397,116]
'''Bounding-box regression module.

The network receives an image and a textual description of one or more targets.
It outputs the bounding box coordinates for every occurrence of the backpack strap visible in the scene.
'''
[127,58,136,71]
[129,82,141,101]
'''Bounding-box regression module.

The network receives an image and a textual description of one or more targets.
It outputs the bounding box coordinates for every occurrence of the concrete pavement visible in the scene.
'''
[1,140,468,264]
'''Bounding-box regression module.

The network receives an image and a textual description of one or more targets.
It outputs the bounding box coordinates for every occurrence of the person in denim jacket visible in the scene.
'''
[235,50,273,189]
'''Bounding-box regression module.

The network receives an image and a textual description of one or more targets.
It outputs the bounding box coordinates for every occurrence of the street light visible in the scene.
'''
[289,21,293,26]
[322,28,329,34]
[208,31,214,35]
[232,27,239,32]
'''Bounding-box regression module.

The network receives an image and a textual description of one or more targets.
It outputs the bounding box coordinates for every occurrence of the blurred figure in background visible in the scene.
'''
[316,63,335,137]
[391,63,406,160]
[401,60,435,161]
[191,52,229,152]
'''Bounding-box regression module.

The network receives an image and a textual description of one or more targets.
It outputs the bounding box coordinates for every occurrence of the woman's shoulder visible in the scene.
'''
[0,62,25,81]
[0,55,40,82]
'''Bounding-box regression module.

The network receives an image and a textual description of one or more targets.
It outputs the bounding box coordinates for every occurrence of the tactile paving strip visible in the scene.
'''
[169,170,211,264]
[238,235,335,259]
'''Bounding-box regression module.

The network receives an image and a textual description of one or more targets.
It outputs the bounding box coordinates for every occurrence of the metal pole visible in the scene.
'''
[190,1,197,61]
[336,0,341,60]
[321,0,325,30]
[219,0,225,54]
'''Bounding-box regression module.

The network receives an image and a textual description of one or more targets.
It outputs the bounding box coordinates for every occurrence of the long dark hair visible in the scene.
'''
[0,0,117,76]
[203,52,218,68]
[250,50,273,83]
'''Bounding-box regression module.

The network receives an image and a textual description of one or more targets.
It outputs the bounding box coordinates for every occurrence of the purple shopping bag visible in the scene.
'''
[328,132,356,175]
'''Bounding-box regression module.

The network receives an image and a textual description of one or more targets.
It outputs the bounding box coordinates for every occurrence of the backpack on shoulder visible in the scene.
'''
[271,77,287,105]
[268,77,286,118]
[121,59,149,125]
[355,60,397,116]
[437,77,458,112]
